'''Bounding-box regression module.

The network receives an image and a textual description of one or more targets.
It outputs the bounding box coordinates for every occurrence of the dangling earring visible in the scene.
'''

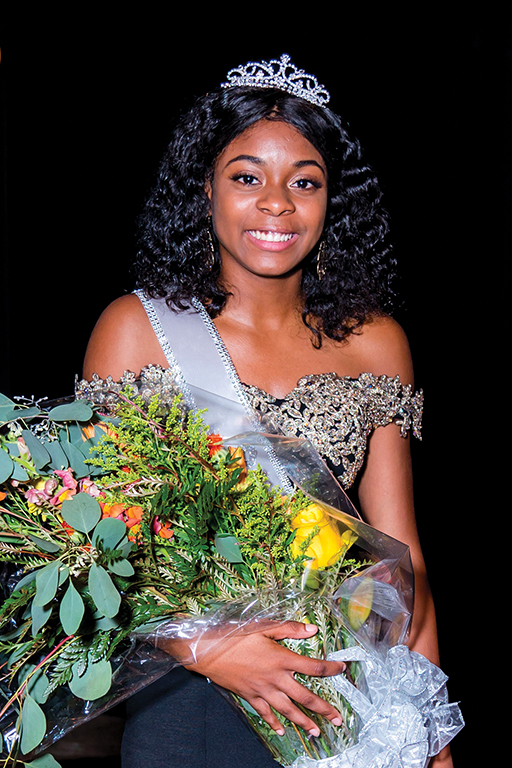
[203,213,215,272]
[204,215,215,270]
[316,239,327,280]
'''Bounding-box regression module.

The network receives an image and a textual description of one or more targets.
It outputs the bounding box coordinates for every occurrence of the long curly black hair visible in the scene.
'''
[134,86,397,346]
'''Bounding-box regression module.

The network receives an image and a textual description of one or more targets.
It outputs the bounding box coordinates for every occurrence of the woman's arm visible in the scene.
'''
[82,294,167,380]
[356,317,452,765]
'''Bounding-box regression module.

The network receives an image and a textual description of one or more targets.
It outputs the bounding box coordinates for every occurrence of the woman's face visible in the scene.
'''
[207,120,328,281]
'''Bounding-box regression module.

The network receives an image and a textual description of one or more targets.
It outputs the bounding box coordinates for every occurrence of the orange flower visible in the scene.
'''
[207,434,223,458]
[125,506,144,527]
[101,503,126,520]
[153,516,174,539]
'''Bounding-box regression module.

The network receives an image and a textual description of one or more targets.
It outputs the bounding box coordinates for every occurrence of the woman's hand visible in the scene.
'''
[159,621,346,736]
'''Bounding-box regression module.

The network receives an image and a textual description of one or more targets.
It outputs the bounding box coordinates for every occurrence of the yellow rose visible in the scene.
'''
[290,503,357,569]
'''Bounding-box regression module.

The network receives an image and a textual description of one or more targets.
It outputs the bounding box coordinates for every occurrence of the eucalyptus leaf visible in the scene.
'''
[88,563,121,618]
[60,441,90,479]
[0,448,14,483]
[31,601,52,637]
[214,534,244,564]
[69,657,112,700]
[12,570,38,594]
[27,534,62,553]
[34,561,61,607]
[92,517,127,551]
[19,664,50,705]
[48,400,93,422]
[2,406,43,423]
[26,753,62,768]
[107,558,135,577]
[46,440,69,471]
[93,615,120,631]
[7,641,34,668]
[21,429,51,471]
[10,458,29,481]
[59,580,85,635]
[20,694,47,755]
[0,621,30,641]
[61,492,101,533]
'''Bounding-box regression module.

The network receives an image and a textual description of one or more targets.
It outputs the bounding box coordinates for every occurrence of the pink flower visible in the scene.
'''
[55,469,77,490]
[25,487,47,505]
[79,478,101,497]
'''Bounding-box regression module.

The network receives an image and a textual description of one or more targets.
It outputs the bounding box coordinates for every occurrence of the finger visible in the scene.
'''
[262,620,318,642]
[247,696,286,736]
[292,655,346,679]
[285,677,344,726]
[263,689,339,736]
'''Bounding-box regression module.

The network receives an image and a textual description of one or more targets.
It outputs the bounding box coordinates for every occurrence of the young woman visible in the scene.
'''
[82,56,453,767]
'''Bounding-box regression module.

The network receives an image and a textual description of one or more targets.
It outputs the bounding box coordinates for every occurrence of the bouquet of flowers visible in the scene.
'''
[0,386,462,767]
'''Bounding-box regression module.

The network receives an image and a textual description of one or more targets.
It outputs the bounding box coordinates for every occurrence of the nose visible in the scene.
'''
[256,183,295,216]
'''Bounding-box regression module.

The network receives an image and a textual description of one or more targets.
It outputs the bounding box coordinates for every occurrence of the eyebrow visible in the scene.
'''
[224,154,326,175]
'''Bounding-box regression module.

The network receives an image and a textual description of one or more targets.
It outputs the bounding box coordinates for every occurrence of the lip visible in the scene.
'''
[245,229,299,251]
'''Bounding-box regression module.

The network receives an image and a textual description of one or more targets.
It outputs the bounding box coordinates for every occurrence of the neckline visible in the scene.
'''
[191,299,404,402]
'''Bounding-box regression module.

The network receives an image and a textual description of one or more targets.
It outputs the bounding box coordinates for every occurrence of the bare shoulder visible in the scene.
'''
[82,294,167,380]
[347,315,415,386]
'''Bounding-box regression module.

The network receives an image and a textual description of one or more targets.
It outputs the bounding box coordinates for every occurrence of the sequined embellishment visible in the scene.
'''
[74,365,185,414]
[242,372,423,490]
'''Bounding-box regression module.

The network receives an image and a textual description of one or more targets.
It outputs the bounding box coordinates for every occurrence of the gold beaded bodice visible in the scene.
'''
[241,372,423,489]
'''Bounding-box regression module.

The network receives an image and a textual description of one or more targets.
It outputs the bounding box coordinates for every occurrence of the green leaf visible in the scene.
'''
[21,429,51,471]
[93,615,120,631]
[12,570,38,594]
[34,561,61,607]
[46,440,69,470]
[48,401,93,422]
[61,492,101,533]
[88,563,121,618]
[2,406,43,423]
[107,558,134,577]
[7,641,33,668]
[26,753,62,767]
[19,664,50,704]
[27,534,62,553]
[69,657,112,700]
[0,448,14,482]
[31,601,52,637]
[214,534,244,563]
[20,694,47,754]
[92,517,127,551]
[59,580,85,635]
[60,440,90,478]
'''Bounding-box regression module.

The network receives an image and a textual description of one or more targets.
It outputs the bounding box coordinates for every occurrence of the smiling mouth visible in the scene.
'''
[247,230,296,243]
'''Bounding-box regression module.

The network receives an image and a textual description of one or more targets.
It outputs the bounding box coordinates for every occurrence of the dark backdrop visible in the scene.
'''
[1,9,509,765]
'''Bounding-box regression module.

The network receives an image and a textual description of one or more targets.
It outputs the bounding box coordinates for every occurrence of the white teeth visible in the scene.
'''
[248,230,295,242]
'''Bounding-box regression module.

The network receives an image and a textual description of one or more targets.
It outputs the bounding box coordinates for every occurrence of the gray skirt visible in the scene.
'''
[121,667,278,768]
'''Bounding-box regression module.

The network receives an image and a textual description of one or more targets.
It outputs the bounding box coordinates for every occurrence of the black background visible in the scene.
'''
[1,8,509,765]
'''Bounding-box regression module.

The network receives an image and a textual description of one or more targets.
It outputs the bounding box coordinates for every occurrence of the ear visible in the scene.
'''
[204,178,213,205]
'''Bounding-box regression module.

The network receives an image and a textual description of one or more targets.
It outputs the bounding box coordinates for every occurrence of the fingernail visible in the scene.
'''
[308,727,320,737]
[332,717,342,726]
[276,728,285,736]
[305,624,317,632]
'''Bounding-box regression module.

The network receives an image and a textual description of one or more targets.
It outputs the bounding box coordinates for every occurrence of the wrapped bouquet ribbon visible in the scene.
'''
[290,644,463,768]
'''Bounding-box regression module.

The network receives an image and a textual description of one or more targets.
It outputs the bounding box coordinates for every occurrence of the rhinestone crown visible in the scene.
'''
[221,54,330,108]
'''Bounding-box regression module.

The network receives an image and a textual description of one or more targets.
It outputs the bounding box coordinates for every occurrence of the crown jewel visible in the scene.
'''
[221,54,330,108]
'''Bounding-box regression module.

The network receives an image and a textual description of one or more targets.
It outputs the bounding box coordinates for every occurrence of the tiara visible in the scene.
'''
[221,54,330,108]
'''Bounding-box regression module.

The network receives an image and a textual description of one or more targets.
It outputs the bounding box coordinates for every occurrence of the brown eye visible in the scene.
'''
[232,173,259,185]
